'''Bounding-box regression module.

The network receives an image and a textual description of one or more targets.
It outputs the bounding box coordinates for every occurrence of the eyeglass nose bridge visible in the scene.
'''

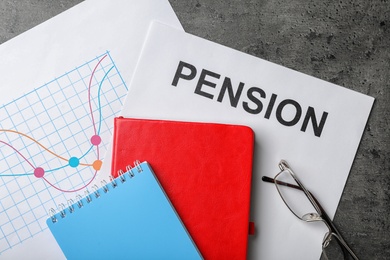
[302,213,334,243]
[302,212,323,222]
[322,232,333,248]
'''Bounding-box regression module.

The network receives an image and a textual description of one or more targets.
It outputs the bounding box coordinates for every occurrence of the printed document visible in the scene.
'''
[121,22,374,260]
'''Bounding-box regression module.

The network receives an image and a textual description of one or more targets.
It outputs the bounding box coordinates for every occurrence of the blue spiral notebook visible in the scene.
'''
[46,161,202,259]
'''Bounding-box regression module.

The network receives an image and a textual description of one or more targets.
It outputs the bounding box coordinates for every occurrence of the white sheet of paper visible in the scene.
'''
[121,22,374,259]
[0,1,181,259]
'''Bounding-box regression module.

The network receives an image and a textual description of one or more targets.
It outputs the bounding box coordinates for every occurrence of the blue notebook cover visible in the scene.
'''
[46,161,202,259]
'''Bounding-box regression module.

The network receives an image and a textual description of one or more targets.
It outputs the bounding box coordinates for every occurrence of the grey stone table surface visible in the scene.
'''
[0,1,388,259]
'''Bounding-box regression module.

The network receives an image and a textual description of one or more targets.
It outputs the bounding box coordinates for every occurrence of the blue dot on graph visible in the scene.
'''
[69,157,80,168]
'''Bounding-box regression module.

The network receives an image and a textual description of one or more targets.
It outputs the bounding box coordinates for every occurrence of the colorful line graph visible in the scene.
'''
[0,52,128,253]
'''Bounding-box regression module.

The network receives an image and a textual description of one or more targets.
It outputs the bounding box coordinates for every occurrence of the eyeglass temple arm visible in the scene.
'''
[262,176,357,259]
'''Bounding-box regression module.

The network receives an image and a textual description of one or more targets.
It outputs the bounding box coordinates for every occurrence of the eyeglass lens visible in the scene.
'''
[274,170,318,220]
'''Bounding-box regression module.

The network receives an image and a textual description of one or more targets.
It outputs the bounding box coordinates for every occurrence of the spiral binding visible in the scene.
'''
[48,160,143,223]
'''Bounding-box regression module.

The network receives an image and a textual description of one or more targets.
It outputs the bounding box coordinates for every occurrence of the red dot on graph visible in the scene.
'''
[34,167,45,178]
[91,135,101,146]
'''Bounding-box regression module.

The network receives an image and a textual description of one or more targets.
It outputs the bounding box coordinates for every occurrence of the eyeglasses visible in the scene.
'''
[262,160,359,260]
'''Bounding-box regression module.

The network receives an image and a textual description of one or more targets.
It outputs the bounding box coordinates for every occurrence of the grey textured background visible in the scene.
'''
[0,0,389,259]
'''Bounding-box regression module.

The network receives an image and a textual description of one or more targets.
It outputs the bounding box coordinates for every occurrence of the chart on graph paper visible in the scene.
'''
[0,52,128,254]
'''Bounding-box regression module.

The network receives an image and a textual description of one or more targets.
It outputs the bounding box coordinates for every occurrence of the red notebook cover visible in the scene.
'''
[111,117,254,260]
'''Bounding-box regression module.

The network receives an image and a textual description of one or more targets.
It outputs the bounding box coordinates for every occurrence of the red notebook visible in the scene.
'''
[111,117,254,260]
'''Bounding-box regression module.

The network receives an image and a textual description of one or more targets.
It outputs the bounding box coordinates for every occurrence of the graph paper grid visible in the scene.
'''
[0,52,128,254]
